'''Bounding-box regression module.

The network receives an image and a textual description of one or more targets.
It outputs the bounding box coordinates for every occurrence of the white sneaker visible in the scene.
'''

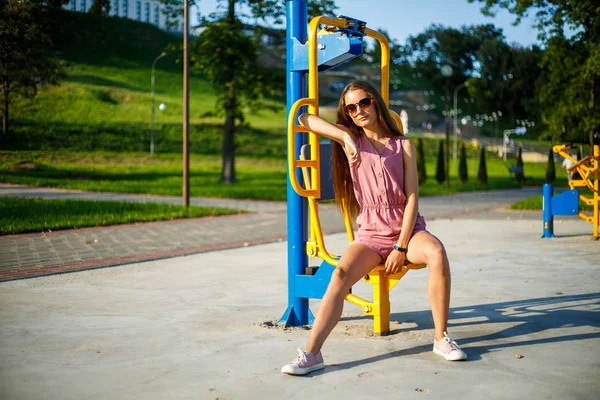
[281,348,325,375]
[433,332,467,361]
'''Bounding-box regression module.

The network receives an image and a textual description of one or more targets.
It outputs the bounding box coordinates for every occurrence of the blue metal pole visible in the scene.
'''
[280,0,310,326]
[542,183,555,238]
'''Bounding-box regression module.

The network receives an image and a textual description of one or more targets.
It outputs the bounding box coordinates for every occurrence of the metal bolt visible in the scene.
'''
[363,306,370,313]
[318,44,325,50]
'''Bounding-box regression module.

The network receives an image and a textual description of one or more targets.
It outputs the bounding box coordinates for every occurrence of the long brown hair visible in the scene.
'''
[331,80,403,219]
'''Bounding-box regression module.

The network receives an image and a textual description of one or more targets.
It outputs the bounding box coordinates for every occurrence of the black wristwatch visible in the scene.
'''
[393,245,408,253]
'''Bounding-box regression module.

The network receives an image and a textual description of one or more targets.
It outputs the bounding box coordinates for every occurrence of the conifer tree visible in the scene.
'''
[458,143,468,184]
[545,148,556,183]
[435,141,445,184]
[515,147,524,187]
[477,147,488,185]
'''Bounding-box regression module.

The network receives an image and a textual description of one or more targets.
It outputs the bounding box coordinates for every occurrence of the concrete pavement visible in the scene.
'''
[0,216,598,400]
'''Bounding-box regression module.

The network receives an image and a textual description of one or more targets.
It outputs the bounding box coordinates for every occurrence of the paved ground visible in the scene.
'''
[0,184,598,400]
[0,216,598,400]
[1,184,546,281]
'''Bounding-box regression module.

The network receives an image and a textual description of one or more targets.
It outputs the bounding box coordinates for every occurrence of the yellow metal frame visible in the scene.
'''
[552,144,600,240]
[289,16,426,335]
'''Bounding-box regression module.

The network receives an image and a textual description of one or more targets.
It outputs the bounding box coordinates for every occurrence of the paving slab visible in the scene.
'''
[0,218,598,400]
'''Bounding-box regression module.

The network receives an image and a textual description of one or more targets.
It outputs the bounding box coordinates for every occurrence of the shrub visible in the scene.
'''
[458,143,468,184]
[478,147,488,185]
[435,140,445,184]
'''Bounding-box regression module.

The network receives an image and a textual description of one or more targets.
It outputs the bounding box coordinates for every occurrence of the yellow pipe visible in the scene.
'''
[341,198,355,243]
[345,293,373,314]
[363,28,389,105]
[307,17,348,197]
[287,97,319,197]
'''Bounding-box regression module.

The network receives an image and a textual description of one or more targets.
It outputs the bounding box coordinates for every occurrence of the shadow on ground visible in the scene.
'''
[334,292,599,370]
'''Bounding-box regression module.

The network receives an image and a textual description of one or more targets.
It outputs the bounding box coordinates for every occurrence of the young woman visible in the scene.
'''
[281,80,466,376]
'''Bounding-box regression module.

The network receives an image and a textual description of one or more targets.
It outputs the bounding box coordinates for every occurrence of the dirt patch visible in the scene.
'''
[258,320,311,332]
[259,318,432,341]
[4,162,37,171]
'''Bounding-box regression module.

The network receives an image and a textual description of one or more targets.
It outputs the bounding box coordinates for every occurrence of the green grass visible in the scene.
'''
[0,151,287,200]
[510,190,596,212]
[0,197,242,235]
[1,147,551,201]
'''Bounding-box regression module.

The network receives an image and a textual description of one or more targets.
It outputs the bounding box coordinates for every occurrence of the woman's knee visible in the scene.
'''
[425,241,448,267]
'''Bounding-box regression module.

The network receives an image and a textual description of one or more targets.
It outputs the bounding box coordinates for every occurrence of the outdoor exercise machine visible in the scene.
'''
[280,0,425,335]
[542,143,599,240]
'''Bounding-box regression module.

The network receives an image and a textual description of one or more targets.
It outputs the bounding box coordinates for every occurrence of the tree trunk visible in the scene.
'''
[221,98,236,183]
[220,0,237,184]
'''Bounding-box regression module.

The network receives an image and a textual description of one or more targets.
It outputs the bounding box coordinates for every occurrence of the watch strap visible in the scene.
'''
[393,245,408,253]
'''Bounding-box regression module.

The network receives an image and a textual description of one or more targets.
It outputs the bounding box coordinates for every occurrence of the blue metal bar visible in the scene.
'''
[280,0,311,327]
[542,183,555,238]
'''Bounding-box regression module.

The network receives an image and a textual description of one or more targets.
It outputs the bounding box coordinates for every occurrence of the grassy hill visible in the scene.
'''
[5,10,287,156]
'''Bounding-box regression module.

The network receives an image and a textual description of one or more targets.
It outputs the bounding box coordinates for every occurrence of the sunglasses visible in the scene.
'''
[344,96,374,116]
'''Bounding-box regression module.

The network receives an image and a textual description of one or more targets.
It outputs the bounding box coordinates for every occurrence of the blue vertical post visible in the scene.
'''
[542,183,555,238]
[280,0,311,326]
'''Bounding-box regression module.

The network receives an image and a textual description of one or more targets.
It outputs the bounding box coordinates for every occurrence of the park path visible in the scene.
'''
[0,184,542,281]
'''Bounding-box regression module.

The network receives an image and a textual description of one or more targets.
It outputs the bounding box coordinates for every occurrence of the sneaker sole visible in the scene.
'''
[281,362,325,376]
[433,347,467,361]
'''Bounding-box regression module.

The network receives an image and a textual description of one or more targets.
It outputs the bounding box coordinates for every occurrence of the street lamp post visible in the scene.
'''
[453,81,468,161]
[441,64,453,186]
[151,52,167,155]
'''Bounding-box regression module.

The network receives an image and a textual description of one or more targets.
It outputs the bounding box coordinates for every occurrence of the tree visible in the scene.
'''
[477,146,488,184]
[545,148,556,183]
[191,0,337,184]
[458,143,468,184]
[0,0,66,138]
[469,0,599,148]
[435,140,445,184]
[515,146,524,187]
[89,0,110,15]
[396,24,505,94]
[160,0,185,31]
[416,138,427,185]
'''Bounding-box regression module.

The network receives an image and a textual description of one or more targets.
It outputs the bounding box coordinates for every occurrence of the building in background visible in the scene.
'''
[64,0,183,32]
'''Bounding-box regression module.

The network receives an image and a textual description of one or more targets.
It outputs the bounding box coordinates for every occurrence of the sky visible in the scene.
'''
[192,0,541,47]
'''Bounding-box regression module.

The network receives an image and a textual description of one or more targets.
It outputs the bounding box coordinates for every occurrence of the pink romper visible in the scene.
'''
[350,134,427,259]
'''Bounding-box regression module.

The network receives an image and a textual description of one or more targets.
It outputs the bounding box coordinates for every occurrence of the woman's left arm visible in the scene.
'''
[384,138,419,275]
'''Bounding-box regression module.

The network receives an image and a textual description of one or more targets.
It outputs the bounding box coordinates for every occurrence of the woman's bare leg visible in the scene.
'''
[306,244,381,354]
[406,231,451,341]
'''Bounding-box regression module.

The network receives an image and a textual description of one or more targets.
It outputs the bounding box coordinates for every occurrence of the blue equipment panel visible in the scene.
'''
[551,189,579,215]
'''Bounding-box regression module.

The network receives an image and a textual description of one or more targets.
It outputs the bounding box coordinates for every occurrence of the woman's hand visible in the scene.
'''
[343,134,361,168]
[384,249,406,276]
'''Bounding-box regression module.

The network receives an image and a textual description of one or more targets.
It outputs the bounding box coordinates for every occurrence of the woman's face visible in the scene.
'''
[343,89,378,129]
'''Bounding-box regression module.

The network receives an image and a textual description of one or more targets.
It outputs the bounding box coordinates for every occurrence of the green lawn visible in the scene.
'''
[0,197,241,235]
[0,149,556,201]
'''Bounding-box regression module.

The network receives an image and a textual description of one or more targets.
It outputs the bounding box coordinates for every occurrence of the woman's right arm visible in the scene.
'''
[298,113,360,166]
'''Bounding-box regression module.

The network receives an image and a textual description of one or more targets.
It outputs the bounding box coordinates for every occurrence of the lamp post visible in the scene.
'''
[151,52,166,155]
[441,64,453,186]
[453,81,468,161]
[183,0,190,207]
